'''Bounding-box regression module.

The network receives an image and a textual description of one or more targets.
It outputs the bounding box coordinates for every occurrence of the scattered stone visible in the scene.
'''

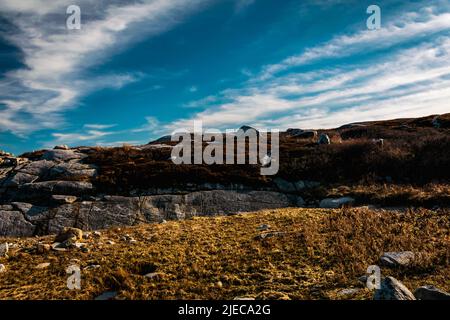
[95,291,118,300]
[338,288,360,297]
[380,251,415,268]
[256,231,286,240]
[36,243,51,254]
[414,285,450,300]
[273,178,296,193]
[373,276,416,300]
[54,145,70,150]
[93,231,102,238]
[51,195,77,205]
[122,234,136,243]
[106,240,115,245]
[0,264,6,273]
[74,242,86,249]
[144,272,162,280]
[0,243,9,257]
[319,197,355,209]
[257,224,270,231]
[55,227,83,243]
[233,296,256,300]
[35,262,51,269]
[51,242,67,252]
[216,281,223,288]
[318,133,331,145]
[84,264,101,270]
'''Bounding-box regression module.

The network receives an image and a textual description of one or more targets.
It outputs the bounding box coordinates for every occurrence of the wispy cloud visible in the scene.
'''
[164,6,450,132]
[258,6,450,80]
[0,0,210,136]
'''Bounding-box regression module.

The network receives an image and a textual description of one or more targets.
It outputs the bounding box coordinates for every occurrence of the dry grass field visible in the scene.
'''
[1,207,448,300]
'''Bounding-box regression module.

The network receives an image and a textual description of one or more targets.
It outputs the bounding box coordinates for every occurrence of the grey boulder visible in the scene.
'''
[380,251,415,268]
[374,277,416,300]
[319,197,355,208]
[414,285,450,300]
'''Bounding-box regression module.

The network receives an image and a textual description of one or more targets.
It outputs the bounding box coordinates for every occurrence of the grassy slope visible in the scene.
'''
[0,207,448,300]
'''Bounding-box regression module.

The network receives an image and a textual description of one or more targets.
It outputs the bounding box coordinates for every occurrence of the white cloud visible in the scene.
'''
[0,0,210,135]
[166,32,450,132]
[257,7,450,80]
[84,124,117,130]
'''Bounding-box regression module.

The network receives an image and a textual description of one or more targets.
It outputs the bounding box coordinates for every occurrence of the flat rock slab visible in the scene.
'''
[2,172,38,187]
[15,181,94,201]
[41,149,87,162]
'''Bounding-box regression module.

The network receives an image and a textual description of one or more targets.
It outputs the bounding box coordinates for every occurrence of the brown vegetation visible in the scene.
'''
[0,207,448,300]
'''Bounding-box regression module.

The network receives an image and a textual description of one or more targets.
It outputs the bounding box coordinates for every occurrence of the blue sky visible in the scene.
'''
[1,0,450,155]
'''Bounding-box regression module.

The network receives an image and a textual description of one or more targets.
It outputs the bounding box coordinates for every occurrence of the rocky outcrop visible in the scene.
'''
[1,146,311,236]
[0,190,301,237]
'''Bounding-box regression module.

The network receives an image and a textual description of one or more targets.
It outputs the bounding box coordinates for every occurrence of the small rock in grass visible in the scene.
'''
[338,288,360,297]
[84,264,101,270]
[256,231,286,240]
[380,251,415,268]
[319,197,355,209]
[0,264,6,273]
[257,224,270,231]
[36,243,51,253]
[35,262,51,269]
[51,242,67,252]
[95,291,117,300]
[55,227,83,243]
[144,272,162,280]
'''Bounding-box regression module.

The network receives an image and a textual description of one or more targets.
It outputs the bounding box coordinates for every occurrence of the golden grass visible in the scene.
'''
[0,207,448,300]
